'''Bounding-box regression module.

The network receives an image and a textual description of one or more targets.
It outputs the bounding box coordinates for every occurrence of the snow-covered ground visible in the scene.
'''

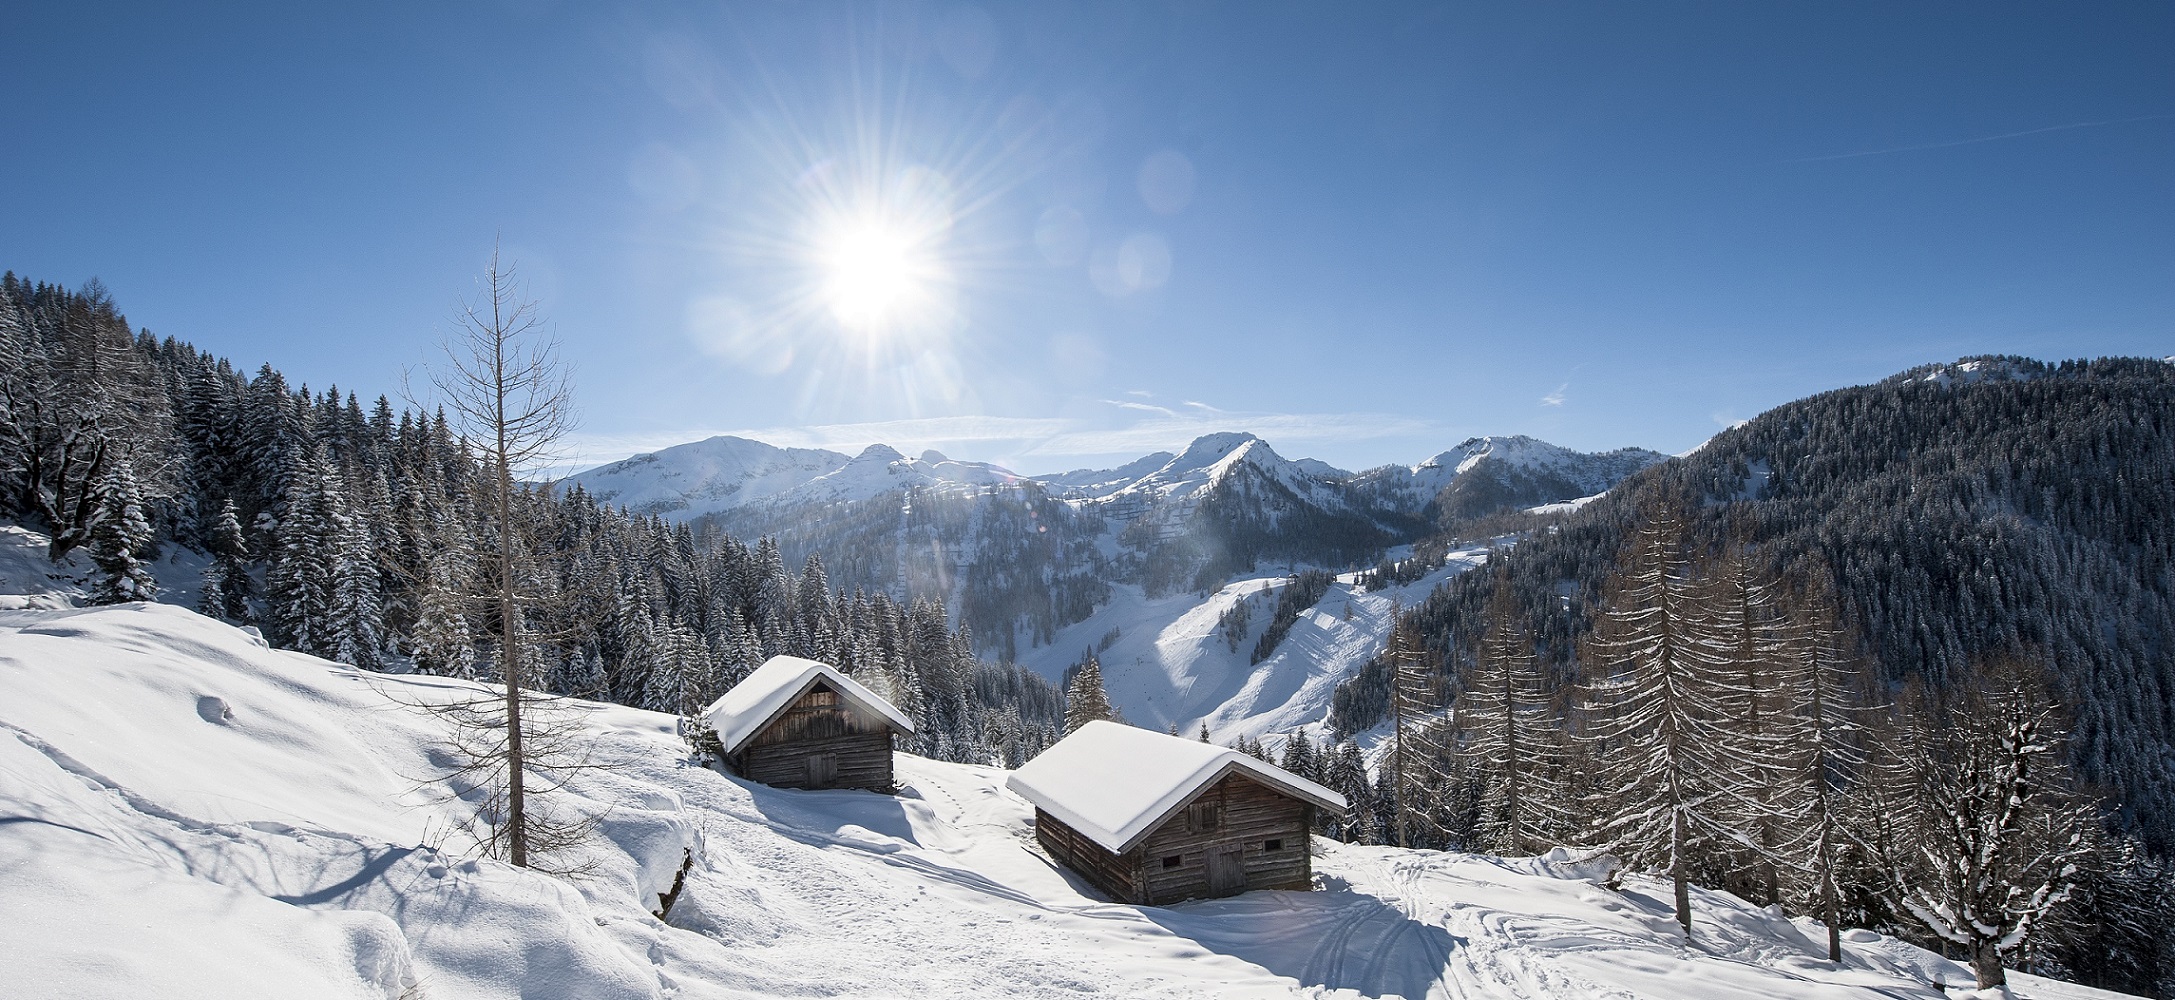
[0,603,2131,999]
[1017,550,1492,743]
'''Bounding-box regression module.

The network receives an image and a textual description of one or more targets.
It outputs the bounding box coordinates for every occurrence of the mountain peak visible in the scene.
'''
[852,443,907,464]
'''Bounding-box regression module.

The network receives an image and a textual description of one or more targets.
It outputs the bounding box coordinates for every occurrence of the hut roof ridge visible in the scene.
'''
[1005,721,1348,854]
[697,655,916,753]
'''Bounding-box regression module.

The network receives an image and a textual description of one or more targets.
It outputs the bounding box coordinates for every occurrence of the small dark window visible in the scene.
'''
[1188,802,1221,832]
[1161,855,1182,869]
[1265,839,1284,851]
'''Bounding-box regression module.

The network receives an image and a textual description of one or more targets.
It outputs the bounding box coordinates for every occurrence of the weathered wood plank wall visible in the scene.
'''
[1034,773,1315,905]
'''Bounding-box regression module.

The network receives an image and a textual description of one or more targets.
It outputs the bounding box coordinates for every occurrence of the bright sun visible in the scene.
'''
[821,221,934,332]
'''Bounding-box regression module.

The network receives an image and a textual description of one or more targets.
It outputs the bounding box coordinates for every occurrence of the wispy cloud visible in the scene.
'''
[1124,389,1153,398]
[1103,399,1177,417]
[1792,114,2172,163]
[1540,383,1568,407]
[1181,400,1225,413]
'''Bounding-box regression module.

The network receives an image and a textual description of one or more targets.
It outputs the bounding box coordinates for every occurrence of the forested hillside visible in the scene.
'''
[1318,356,2175,993]
[0,272,1064,762]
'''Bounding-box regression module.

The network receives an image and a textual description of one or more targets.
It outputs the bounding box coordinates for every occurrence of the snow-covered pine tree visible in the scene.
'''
[613,583,661,706]
[1580,503,1738,938]
[266,453,337,653]
[196,498,250,621]
[1280,729,1317,782]
[753,536,795,659]
[326,481,386,670]
[796,554,836,659]
[88,458,158,604]
[1458,572,1570,856]
[1063,651,1117,734]
[410,547,477,678]
[1326,741,1374,843]
[642,618,696,716]
[1883,659,2096,991]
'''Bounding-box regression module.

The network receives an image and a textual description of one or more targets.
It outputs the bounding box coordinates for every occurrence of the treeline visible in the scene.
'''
[703,480,1111,662]
[1323,357,2175,995]
[0,272,1063,762]
[1299,515,2172,993]
[1337,357,2175,848]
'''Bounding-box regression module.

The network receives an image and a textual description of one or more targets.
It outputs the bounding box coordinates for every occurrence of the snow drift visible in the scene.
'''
[0,603,2128,999]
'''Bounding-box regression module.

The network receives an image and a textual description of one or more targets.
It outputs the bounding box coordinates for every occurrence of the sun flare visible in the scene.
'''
[822,222,931,331]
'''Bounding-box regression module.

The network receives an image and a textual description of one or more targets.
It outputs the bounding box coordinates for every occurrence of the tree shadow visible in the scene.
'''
[1137,881,1463,999]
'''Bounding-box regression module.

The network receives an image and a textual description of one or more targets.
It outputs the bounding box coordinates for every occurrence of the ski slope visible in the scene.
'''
[1017,549,1493,743]
[0,602,2128,999]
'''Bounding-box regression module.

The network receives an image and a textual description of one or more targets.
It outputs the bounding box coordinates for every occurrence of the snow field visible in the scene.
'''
[0,604,2131,999]
[1016,549,1490,744]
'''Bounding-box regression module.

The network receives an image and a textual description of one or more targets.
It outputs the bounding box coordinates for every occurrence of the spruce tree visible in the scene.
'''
[87,459,157,604]
[1063,652,1117,734]
[196,498,250,621]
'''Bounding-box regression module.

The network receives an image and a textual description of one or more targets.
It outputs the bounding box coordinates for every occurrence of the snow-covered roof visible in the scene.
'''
[1005,721,1348,855]
[697,655,915,754]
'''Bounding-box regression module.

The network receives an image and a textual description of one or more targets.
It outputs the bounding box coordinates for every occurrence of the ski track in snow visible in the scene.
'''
[0,603,2135,1000]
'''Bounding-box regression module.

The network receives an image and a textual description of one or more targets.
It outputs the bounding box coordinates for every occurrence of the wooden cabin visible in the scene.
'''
[1007,721,1348,905]
[696,655,915,792]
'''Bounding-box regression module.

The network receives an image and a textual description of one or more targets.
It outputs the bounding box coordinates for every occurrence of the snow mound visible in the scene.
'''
[0,603,2128,999]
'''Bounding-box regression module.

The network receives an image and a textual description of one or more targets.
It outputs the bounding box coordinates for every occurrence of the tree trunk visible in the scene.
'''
[1820,870,1842,963]
[495,317,527,870]
[1971,940,2006,990]
[1672,810,1692,939]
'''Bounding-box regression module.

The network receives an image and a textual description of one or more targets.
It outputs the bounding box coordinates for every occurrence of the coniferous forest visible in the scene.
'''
[0,272,1065,766]
[1317,356,2175,994]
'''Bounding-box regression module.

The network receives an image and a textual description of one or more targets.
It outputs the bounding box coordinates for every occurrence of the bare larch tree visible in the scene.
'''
[424,246,575,869]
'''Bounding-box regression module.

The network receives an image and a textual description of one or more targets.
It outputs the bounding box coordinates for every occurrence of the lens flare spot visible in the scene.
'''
[823,223,927,330]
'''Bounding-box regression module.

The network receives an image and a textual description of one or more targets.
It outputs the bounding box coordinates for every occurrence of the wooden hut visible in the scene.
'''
[697,655,915,792]
[1007,721,1348,905]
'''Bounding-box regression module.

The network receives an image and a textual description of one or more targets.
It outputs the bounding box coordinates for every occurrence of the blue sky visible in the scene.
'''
[4,3,2169,475]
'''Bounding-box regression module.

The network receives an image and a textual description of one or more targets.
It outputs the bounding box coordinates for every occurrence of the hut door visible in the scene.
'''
[1208,845,1246,895]
[806,753,838,788]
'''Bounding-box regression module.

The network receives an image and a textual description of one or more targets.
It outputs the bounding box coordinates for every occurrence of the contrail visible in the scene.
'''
[1792,113,2172,162]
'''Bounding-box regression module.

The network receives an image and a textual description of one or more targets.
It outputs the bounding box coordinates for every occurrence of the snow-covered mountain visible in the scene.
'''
[1348,434,1669,527]
[0,602,2124,1000]
[566,431,1658,531]
[772,443,1026,507]
[564,436,1033,521]
[562,430,1667,729]
[564,435,852,520]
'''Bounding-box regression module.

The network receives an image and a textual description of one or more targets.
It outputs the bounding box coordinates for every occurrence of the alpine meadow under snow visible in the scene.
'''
[0,601,2136,1000]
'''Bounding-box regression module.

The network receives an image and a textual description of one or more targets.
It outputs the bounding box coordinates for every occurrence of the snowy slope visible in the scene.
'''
[761,444,1026,508]
[1038,451,1178,499]
[1105,432,1346,510]
[561,435,850,520]
[1349,435,1669,515]
[1016,548,1492,741]
[0,603,2127,1000]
